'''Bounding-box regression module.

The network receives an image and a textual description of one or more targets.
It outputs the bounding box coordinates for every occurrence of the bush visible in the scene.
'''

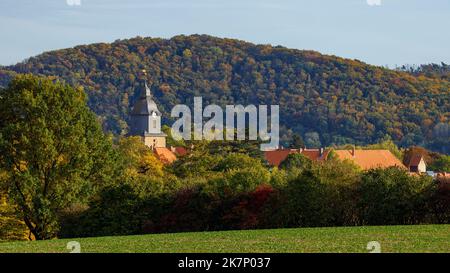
[427,180,450,223]
[357,167,433,225]
[214,153,264,172]
[279,153,312,171]
[60,184,145,238]
[278,159,360,227]
[58,150,448,238]
[211,167,271,198]
[221,185,275,230]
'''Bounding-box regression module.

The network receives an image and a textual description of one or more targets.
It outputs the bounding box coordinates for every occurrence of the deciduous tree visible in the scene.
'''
[0,75,117,239]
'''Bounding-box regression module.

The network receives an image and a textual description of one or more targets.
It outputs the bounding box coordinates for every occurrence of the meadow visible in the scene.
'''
[0,225,448,253]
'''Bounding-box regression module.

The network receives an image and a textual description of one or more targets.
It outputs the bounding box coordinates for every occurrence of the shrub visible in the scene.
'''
[279,153,313,171]
[221,185,275,230]
[60,183,145,238]
[214,153,264,172]
[278,159,360,227]
[427,180,450,223]
[357,167,433,225]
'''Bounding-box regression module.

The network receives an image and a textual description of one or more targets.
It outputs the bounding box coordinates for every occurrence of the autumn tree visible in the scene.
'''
[116,136,164,179]
[279,153,313,171]
[0,75,117,240]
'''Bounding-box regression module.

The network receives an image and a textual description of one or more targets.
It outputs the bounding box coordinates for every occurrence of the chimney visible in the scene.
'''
[351,145,356,157]
[299,147,303,153]
[320,147,324,156]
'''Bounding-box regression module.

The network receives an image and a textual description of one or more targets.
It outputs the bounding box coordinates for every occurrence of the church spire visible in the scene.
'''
[141,69,152,98]
[144,81,152,98]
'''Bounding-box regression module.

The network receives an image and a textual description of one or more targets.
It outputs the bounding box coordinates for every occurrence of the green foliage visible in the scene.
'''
[365,138,403,160]
[214,166,271,197]
[162,125,186,148]
[170,141,219,178]
[0,192,29,241]
[214,153,264,172]
[116,136,164,178]
[0,74,118,240]
[402,62,450,80]
[205,139,264,159]
[357,167,433,225]
[279,159,360,227]
[0,35,448,153]
[60,183,145,238]
[278,153,313,171]
[429,155,450,172]
[57,139,448,238]
[289,134,305,148]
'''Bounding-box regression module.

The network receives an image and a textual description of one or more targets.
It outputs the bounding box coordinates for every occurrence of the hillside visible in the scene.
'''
[0,35,449,152]
[1,225,448,253]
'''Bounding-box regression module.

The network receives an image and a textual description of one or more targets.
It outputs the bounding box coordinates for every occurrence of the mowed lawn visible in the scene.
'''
[0,225,448,253]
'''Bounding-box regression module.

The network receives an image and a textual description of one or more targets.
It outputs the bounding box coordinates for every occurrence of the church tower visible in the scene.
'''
[130,81,167,149]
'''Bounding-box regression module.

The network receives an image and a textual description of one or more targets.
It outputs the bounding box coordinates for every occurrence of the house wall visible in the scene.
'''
[143,135,166,149]
[418,159,426,173]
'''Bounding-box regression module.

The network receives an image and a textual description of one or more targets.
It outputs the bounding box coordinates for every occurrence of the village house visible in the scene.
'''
[265,146,407,170]
[264,148,329,167]
[332,148,406,170]
[406,154,427,173]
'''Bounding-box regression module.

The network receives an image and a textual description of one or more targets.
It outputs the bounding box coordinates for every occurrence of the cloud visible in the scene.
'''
[367,0,382,6]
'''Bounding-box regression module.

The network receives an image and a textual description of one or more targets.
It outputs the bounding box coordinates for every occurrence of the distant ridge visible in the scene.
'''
[0,34,448,153]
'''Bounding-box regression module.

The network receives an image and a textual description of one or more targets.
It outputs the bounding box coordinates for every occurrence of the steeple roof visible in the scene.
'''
[143,82,152,98]
[131,81,161,116]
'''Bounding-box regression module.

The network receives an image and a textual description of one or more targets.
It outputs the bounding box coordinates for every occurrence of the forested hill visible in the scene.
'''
[0,35,448,153]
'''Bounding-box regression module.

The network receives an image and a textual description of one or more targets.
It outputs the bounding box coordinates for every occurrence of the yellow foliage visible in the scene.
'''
[118,136,164,179]
[0,193,30,241]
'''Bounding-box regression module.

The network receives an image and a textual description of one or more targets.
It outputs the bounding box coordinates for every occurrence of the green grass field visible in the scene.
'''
[0,225,448,253]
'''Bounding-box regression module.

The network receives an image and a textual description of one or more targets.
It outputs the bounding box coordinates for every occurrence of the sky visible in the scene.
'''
[0,0,449,67]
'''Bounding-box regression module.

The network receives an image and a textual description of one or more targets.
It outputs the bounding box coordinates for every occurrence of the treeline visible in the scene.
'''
[1,75,449,242]
[61,149,450,238]
[0,35,449,153]
[398,62,450,80]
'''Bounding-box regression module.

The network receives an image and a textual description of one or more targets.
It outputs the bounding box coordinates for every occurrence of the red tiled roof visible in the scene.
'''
[264,149,293,166]
[264,148,406,170]
[154,147,177,164]
[264,148,328,166]
[333,149,407,170]
[173,146,187,156]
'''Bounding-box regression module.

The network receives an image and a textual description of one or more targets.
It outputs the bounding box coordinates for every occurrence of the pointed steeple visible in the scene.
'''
[130,74,167,148]
[133,81,161,116]
[144,81,152,98]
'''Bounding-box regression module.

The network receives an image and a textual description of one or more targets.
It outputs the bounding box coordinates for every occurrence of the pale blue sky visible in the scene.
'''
[0,0,449,66]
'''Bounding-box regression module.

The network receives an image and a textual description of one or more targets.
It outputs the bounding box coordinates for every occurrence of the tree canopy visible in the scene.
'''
[0,35,448,153]
[0,74,117,239]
